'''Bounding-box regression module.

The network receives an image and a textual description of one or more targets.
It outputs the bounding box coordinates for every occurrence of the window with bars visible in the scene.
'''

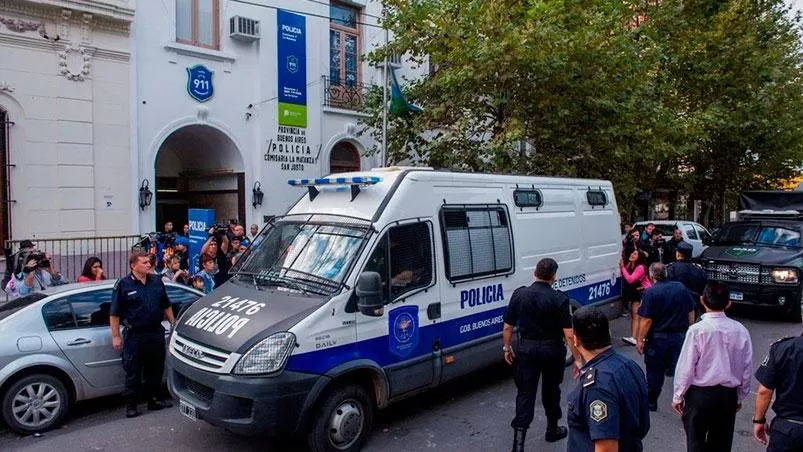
[440,206,513,282]
[363,222,434,303]
[329,2,360,88]
[176,0,220,49]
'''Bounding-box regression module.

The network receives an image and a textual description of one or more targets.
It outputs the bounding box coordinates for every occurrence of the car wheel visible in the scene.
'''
[308,384,374,452]
[1,374,69,435]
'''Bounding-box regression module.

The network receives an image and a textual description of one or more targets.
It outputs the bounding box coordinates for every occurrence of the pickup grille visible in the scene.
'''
[704,261,771,284]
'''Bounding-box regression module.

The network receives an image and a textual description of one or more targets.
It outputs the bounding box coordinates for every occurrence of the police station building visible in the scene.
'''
[134,0,407,234]
[0,0,420,244]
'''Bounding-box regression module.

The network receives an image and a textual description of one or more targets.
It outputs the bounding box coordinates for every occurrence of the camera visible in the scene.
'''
[211,223,228,233]
[22,252,49,271]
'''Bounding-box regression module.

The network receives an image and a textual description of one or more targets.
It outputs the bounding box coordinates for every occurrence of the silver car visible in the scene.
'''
[0,281,202,434]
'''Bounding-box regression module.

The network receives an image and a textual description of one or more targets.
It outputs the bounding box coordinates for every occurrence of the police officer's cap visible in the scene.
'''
[677,241,693,258]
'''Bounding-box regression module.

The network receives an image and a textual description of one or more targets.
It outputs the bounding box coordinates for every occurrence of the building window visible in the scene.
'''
[176,0,219,49]
[440,206,513,282]
[330,2,360,87]
[329,142,361,174]
[363,222,434,303]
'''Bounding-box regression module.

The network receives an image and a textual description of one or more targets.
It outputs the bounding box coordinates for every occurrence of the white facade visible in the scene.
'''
[0,0,134,241]
[134,0,421,233]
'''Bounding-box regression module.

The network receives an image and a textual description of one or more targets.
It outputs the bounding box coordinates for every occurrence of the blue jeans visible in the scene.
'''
[644,332,685,404]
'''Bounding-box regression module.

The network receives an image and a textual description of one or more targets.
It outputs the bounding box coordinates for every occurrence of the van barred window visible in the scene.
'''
[440,206,513,282]
[364,222,434,303]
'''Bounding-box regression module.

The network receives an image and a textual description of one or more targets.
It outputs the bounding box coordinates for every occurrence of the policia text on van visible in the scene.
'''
[167,168,623,452]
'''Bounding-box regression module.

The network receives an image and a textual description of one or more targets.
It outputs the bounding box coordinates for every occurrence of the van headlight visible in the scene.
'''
[771,269,799,284]
[233,332,295,375]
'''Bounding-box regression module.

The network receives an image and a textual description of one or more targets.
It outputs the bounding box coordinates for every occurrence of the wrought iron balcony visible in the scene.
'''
[323,76,370,112]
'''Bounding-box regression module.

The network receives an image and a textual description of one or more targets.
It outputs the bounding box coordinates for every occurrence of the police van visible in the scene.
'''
[167,167,622,451]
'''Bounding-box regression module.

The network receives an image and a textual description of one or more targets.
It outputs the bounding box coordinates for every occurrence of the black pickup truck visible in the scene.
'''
[699,191,803,321]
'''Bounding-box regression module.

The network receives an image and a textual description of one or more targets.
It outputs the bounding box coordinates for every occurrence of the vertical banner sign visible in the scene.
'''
[188,208,216,275]
[277,10,307,128]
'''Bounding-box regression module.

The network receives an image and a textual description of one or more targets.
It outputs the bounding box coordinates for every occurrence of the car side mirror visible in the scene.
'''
[356,271,384,317]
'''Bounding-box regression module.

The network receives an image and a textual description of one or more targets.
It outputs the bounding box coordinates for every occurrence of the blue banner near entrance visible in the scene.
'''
[186,64,214,103]
[277,10,307,127]
[188,208,215,274]
[388,305,419,358]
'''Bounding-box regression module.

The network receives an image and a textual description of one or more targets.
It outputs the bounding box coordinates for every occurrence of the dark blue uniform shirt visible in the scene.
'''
[503,282,572,341]
[638,281,696,336]
[755,335,803,420]
[568,347,650,451]
[666,261,707,298]
[110,273,170,328]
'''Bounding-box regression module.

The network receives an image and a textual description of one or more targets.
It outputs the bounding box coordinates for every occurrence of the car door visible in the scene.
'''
[355,220,438,398]
[681,223,703,257]
[694,224,712,253]
[43,288,124,389]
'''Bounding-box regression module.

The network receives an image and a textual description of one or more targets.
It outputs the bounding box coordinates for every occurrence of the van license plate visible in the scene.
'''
[730,292,744,301]
[179,400,197,422]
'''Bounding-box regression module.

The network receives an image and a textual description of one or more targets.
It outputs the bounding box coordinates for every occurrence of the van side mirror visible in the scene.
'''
[356,272,384,317]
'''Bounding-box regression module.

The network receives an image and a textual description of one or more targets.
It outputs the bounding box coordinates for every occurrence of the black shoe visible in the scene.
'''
[147,399,173,411]
[511,427,527,452]
[545,426,568,443]
[648,402,658,412]
[125,404,140,418]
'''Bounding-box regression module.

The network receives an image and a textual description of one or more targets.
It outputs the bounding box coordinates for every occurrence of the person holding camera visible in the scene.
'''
[16,250,66,296]
[643,229,669,265]
[202,225,230,287]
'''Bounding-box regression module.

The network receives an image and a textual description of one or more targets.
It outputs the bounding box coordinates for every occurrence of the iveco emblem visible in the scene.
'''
[181,344,205,360]
[727,266,741,279]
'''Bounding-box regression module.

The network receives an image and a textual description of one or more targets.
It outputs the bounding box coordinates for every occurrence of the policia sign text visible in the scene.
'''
[182,296,266,339]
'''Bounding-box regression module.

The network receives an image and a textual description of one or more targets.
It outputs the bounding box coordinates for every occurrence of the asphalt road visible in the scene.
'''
[0,307,797,452]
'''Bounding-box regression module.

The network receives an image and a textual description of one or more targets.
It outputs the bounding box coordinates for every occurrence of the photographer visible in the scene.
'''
[16,251,66,296]
[643,229,669,265]
[201,225,230,287]
[3,239,36,290]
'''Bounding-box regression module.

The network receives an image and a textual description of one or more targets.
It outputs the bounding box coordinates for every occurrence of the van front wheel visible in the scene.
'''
[308,384,374,452]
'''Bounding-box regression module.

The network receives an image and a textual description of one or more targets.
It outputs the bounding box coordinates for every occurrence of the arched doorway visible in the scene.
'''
[154,125,245,231]
[329,141,361,174]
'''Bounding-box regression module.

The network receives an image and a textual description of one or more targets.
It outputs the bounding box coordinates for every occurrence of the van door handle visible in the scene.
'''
[427,302,441,320]
[67,338,92,346]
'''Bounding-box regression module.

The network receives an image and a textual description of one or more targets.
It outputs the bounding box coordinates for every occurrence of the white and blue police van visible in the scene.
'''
[167,167,623,452]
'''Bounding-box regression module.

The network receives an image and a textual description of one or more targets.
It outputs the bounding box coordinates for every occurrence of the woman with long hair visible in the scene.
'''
[78,257,106,282]
[620,250,651,346]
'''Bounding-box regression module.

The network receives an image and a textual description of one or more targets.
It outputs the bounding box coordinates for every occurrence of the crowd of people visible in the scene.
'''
[1,220,262,299]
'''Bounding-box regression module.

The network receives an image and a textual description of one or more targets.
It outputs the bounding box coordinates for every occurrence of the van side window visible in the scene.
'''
[441,206,513,282]
[364,222,434,303]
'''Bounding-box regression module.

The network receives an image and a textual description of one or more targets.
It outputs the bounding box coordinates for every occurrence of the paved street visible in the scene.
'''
[0,307,795,452]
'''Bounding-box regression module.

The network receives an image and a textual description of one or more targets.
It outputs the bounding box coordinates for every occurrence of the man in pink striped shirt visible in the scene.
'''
[672,282,753,452]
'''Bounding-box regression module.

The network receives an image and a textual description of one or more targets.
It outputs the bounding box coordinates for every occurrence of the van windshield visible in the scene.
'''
[235,219,369,295]
[712,224,801,248]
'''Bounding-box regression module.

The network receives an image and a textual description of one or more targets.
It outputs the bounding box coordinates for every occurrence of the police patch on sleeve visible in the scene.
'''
[589,400,608,422]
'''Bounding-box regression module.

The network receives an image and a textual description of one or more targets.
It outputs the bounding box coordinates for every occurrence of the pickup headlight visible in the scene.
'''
[233,332,296,375]
[771,269,799,284]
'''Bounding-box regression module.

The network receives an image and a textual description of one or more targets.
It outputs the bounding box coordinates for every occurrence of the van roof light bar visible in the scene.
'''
[287,176,382,202]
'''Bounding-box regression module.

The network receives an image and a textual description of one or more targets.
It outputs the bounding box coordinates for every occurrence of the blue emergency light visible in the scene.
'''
[287,175,382,202]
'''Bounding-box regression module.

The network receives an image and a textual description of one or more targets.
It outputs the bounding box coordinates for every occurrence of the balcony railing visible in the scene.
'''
[323,76,370,112]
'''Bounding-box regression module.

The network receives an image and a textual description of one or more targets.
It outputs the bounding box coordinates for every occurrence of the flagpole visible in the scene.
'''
[381,13,389,167]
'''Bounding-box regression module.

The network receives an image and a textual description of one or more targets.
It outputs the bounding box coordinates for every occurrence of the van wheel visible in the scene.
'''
[308,384,374,452]
[2,374,69,435]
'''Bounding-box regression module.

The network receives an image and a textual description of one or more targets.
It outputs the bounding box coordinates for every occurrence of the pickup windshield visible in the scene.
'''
[235,219,369,294]
[712,224,801,248]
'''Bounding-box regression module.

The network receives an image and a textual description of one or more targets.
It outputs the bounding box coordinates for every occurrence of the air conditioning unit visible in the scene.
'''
[229,16,260,41]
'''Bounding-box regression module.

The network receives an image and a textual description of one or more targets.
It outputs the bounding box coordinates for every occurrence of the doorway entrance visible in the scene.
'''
[329,141,361,174]
[154,125,245,232]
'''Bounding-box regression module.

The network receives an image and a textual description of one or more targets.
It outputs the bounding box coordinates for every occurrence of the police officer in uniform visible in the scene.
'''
[110,250,176,418]
[567,307,650,452]
[753,330,803,450]
[667,241,707,315]
[503,258,583,451]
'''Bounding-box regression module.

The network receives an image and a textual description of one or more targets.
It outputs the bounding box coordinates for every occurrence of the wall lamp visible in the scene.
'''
[252,181,264,208]
[139,179,153,210]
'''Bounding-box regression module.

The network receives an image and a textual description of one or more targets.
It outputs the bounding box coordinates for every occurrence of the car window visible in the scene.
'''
[684,225,699,240]
[68,289,114,328]
[695,225,711,242]
[42,298,77,331]
[166,285,200,306]
[364,222,434,304]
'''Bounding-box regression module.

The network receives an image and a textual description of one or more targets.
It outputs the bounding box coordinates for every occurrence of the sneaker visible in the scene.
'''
[621,337,637,346]
[125,404,140,418]
[545,426,568,443]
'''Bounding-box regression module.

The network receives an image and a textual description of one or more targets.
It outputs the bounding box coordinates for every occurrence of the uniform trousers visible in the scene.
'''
[768,418,803,452]
[122,327,166,405]
[644,332,685,404]
[511,338,566,430]
[682,385,738,452]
